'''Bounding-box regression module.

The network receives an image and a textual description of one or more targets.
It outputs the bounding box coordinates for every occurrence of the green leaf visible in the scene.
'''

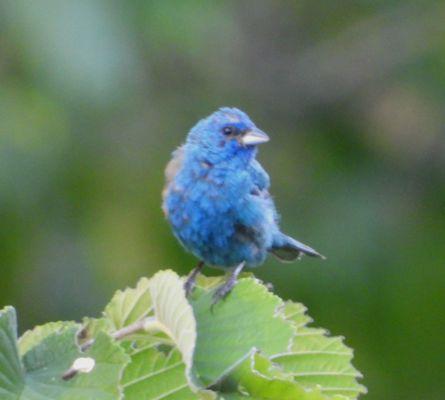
[225,352,345,400]
[75,272,365,399]
[0,307,129,399]
[147,270,197,372]
[60,332,130,399]
[0,307,23,400]
[96,270,196,371]
[23,330,129,399]
[122,345,198,400]
[271,302,367,399]
[191,278,294,387]
[18,321,78,356]
[104,277,153,330]
[98,271,214,399]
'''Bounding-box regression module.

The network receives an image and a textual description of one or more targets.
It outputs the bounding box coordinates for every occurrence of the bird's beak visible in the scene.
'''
[241,128,270,146]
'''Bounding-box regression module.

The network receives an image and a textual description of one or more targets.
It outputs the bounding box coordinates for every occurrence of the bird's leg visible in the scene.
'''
[212,262,245,305]
[184,260,205,297]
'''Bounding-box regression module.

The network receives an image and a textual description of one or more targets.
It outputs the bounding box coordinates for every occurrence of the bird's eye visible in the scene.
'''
[222,126,234,135]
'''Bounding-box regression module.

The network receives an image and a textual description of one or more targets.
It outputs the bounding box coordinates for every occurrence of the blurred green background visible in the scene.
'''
[1,1,444,399]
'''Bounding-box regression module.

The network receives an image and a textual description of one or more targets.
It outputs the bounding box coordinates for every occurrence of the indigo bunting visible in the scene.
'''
[162,107,323,302]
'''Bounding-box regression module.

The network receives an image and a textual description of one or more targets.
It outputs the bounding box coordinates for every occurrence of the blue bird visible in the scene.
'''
[162,107,323,302]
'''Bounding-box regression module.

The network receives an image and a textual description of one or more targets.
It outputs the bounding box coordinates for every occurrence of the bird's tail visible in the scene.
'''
[270,233,325,262]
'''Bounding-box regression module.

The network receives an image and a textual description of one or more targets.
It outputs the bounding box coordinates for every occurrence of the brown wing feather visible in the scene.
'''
[162,145,185,217]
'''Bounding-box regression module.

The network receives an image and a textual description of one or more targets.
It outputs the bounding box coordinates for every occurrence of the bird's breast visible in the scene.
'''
[165,164,249,233]
[163,159,273,267]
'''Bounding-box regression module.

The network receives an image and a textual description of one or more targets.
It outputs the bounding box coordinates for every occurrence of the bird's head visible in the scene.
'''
[186,107,269,164]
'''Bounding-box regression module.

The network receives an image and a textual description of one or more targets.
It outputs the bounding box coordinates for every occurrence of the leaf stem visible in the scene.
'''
[80,316,159,351]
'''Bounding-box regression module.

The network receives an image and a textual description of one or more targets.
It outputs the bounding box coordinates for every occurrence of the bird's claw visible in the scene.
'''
[184,279,196,297]
[210,262,245,311]
[211,280,237,310]
[212,285,230,305]
[184,261,205,297]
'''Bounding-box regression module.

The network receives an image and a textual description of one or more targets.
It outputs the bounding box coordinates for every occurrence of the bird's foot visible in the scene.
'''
[212,279,236,305]
[211,262,246,307]
[184,261,204,297]
[184,277,196,297]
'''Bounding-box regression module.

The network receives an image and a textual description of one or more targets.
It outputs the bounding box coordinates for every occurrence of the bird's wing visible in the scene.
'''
[248,159,270,193]
[164,145,185,185]
[162,145,185,216]
[246,160,324,261]
[246,160,279,224]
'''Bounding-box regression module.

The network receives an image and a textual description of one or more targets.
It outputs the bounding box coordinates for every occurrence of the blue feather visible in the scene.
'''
[162,107,323,269]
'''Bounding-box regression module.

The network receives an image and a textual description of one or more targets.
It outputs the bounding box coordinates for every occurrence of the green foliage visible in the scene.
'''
[0,271,366,399]
[191,278,294,387]
[122,347,198,400]
[275,303,364,398]
[0,307,128,400]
